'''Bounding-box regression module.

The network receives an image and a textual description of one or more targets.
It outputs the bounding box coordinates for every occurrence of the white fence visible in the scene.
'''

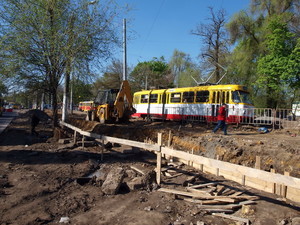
[144,106,300,129]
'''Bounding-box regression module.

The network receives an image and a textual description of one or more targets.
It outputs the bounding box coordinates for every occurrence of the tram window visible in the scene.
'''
[182,91,194,103]
[141,94,149,103]
[196,91,209,102]
[150,94,158,103]
[216,92,220,103]
[222,92,225,103]
[170,93,181,103]
[212,92,216,103]
[226,92,229,103]
[232,91,241,103]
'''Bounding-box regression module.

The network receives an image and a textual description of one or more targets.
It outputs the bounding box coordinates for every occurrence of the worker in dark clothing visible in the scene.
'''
[30,114,40,136]
[212,103,228,135]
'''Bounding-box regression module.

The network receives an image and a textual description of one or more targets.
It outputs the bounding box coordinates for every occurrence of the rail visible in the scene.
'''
[60,121,300,203]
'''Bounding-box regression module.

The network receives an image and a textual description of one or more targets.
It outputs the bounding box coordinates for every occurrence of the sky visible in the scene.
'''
[115,0,250,68]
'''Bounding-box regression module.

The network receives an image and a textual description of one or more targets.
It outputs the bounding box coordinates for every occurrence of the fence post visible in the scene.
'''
[73,131,77,144]
[156,133,162,185]
[82,136,85,149]
[101,139,104,161]
[255,156,261,170]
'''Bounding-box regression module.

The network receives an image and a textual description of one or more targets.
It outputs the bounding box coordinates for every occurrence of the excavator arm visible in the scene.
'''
[113,80,135,120]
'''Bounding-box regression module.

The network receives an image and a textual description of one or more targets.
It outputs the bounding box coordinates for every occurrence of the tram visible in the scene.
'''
[78,101,95,112]
[132,84,254,123]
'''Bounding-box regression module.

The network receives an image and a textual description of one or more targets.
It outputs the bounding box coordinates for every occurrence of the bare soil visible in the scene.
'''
[0,110,299,225]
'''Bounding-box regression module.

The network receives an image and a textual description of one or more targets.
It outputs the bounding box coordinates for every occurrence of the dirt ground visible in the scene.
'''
[0,110,299,225]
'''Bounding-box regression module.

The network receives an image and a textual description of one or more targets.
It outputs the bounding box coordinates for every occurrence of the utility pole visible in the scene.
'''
[70,71,73,114]
[123,18,127,81]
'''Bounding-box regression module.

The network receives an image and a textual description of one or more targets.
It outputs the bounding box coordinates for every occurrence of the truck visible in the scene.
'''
[86,80,135,123]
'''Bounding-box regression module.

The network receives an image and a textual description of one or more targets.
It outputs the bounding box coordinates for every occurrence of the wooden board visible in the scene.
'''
[161,147,300,190]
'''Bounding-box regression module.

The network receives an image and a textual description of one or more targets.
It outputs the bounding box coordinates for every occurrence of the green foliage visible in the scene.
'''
[283,38,300,88]
[0,0,124,124]
[169,49,201,87]
[256,18,294,107]
[178,68,200,87]
[72,79,93,104]
[129,57,172,92]
[226,0,300,107]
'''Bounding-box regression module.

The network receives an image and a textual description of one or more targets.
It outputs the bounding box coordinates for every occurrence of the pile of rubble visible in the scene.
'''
[75,163,158,195]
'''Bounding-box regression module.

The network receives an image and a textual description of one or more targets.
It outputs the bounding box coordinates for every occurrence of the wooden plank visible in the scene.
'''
[188,182,217,189]
[215,185,226,196]
[186,188,212,196]
[130,166,145,175]
[156,133,162,185]
[230,191,244,197]
[158,188,258,200]
[201,209,234,213]
[212,213,250,225]
[60,121,160,152]
[161,147,300,190]
[183,198,222,205]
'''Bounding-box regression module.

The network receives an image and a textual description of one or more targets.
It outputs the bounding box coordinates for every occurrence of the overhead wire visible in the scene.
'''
[138,0,166,60]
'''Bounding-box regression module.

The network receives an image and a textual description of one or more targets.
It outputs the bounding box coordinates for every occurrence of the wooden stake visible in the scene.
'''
[167,130,172,147]
[156,133,162,185]
[74,131,77,144]
[82,136,85,149]
[271,169,276,194]
[101,139,104,161]
[282,171,290,197]
[255,156,261,169]
[242,175,246,185]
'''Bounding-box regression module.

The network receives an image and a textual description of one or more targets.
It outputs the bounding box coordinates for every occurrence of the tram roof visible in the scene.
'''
[134,84,248,95]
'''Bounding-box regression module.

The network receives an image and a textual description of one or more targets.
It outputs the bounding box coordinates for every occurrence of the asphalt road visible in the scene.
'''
[0,111,18,134]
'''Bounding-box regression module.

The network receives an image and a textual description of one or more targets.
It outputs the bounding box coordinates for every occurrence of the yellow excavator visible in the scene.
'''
[86,80,135,123]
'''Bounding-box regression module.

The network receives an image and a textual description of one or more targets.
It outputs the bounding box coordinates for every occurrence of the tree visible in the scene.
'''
[284,38,300,88]
[192,7,228,83]
[129,57,172,92]
[0,0,125,125]
[226,0,300,107]
[257,18,294,108]
[169,50,201,87]
[93,59,124,92]
[72,79,93,104]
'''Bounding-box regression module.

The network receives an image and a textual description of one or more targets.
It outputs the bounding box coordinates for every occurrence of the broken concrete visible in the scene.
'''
[101,167,125,195]
[126,177,145,191]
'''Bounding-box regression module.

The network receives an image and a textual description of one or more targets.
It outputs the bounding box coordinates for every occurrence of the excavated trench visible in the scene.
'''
[67,118,300,178]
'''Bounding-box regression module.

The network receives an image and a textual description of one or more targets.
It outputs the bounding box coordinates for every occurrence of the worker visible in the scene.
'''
[212,103,228,135]
[30,113,40,136]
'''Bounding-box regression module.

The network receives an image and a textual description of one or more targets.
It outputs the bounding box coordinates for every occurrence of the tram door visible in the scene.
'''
[161,91,167,119]
[211,91,229,119]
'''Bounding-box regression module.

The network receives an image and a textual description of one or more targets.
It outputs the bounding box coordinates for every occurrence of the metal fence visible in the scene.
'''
[183,107,300,129]
[144,105,300,129]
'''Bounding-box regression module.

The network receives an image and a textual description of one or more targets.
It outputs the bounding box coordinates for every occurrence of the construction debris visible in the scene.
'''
[101,167,125,195]
[158,180,259,215]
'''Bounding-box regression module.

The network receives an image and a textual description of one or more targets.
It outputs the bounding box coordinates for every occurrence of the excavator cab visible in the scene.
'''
[86,80,135,123]
[95,89,119,106]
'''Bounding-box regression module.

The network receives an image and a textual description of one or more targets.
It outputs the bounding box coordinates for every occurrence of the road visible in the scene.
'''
[0,111,18,134]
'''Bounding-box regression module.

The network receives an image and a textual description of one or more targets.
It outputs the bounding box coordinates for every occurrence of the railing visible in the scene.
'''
[140,105,300,129]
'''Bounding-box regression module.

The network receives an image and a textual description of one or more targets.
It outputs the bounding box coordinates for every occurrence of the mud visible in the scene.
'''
[0,110,299,225]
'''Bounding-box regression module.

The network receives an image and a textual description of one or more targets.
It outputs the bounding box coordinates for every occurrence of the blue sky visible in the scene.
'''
[115,0,250,67]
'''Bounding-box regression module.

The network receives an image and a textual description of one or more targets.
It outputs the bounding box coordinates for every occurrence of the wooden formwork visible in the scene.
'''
[60,121,300,203]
